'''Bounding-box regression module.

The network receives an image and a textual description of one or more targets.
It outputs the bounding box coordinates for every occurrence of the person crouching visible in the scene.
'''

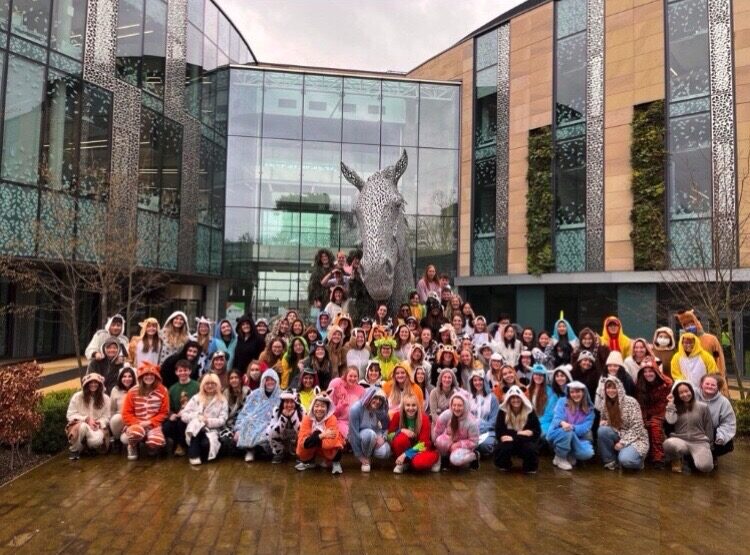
[296,394,344,474]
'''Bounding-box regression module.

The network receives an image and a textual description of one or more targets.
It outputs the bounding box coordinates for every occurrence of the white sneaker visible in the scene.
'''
[393,464,405,474]
[189,457,201,466]
[360,463,371,473]
[567,454,577,467]
[603,460,618,471]
[431,459,441,472]
[553,455,573,471]
[127,444,138,461]
[319,460,330,469]
[295,460,316,471]
[331,462,343,475]
[244,450,255,462]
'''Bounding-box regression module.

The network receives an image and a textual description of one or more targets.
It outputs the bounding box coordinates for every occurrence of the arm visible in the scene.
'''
[527,411,542,440]
[454,420,480,451]
[180,396,200,424]
[495,409,515,439]
[480,396,499,434]
[594,378,606,412]
[296,416,313,451]
[66,393,85,423]
[320,271,333,286]
[84,332,102,360]
[121,391,139,427]
[664,402,678,425]
[715,398,737,444]
[149,390,170,428]
[549,398,566,432]
[572,409,595,436]
[206,400,228,429]
[321,416,343,450]
[670,357,683,382]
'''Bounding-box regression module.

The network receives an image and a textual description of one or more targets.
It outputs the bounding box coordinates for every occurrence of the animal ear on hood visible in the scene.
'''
[341,161,365,191]
[393,149,408,182]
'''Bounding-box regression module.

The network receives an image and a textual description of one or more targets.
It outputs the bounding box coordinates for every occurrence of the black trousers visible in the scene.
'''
[187,429,210,460]
[494,440,539,472]
[162,418,187,449]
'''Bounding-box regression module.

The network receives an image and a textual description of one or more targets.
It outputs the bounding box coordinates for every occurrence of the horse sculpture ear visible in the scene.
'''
[341,161,365,191]
[394,149,408,183]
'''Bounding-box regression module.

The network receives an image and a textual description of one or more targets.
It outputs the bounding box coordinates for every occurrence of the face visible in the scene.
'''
[451,297,460,310]
[241,322,251,334]
[293,340,304,354]
[256,323,267,335]
[522,329,534,343]
[312,401,327,419]
[504,327,515,341]
[569,388,584,403]
[356,331,366,348]
[142,374,156,386]
[105,344,119,358]
[404,399,418,418]
[176,367,191,381]
[682,338,694,354]
[333,290,343,303]
[287,311,298,323]
[337,252,346,266]
[554,371,568,387]
[605,382,618,399]
[532,373,545,385]
[264,377,276,391]
[292,321,303,335]
[633,342,646,358]
[315,346,326,360]
[345,369,359,385]
[520,354,531,367]
[109,321,123,335]
[271,341,284,356]
[501,367,516,384]
[556,322,567,335]
[475,319,485,332]
[642,367,656,382]
[186,346,199,360]
[203,380,217,395]
[450,397,465,417]
[394,368,407,384]
[440,331,451,343]
[462,304,472,316]
[421,329,432,343]
[441,290,451,301]
[677,384,693,403]
[490,359,501,371]
[283,399,296,412]
[426,266,436,279]
[121,373,134,388]
[460,351,472,365]
[410,294,419,305]
[331,330,343,344]
[400,306,410,317]
[381,346,392,358]
[249,366,261,381]
[462,338,472,352]
[220,321,232,335]
[339,319,349,331]
[399,327,410,341]
[581,333,593,348]
[414,368,426,384]
[538,334,549,347]
[320,253,329,265]
[607,364,619,375]
[701,377,719,397]
[229,373,241,388]
[472,376,484,391]
[213,357,226,370]
[377,305,387,319]
[579,358,592,370]
[302,374,315,388]
[509,396,522,410]
[318,315,329,328]
[368,397,383,410]
[607,321,619,335]
[146,322,158,335]
[367,366,381,382]
[452,315,463,328]
[172,315,185,328]
[279,320,290,333]
[87,381,100,393]
[307,331,318,342]
[440,372,454,390]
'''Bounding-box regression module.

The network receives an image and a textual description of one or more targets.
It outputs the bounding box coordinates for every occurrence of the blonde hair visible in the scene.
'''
[199,373,225,406]
[504,395,530,431]
[388,364,412,408]
[398,393,423,435]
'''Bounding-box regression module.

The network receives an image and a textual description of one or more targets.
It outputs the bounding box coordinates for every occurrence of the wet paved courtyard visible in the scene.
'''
[1,445,748,555]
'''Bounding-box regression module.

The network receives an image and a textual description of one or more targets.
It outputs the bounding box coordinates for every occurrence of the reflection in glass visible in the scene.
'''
[50,0,86,60]
[419,84,459,149]
[343,78,381,145]
[303,75,342,142]
[261,138,302,209]
[667,0,710,102]
[226,136,261,207]
[79,84,113,199]
[161,117,182,218]
[2,55,44,185]
[555,32,586,127]
[185,23,203,117]
[138,109,161,212]
[218,13,230,55]
[187,0,204,29]
[204,0,218,43]
[301,141,340,212]
[142,0,167,98]
[381,81,418,147]
[417,148,458,217]
[381,145,417,215]
[42,71,81,192]
[116,0,144,86]
[11,0,50,45]
[229,69,263,136]
[263,72,303,140]
[475,29,498,71]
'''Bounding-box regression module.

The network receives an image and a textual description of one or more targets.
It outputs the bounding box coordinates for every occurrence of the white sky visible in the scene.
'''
[217,0,527,73]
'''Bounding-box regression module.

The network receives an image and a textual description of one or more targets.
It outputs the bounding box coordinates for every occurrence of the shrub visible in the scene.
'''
[732,398,750,436]
[0,362,43,468]
[31,389,78,454]
[526,126,554,276]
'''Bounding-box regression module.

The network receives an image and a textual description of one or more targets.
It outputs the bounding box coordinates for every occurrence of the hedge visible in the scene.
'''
[733,398,750,436]
[31,389,77,454]
[526,126,555,276]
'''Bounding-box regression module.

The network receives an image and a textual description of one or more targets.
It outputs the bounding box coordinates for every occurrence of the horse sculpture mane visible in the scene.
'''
[341,150,415,317]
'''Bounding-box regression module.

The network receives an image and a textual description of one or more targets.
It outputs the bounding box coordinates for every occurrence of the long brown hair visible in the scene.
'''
[449,396,465,436]
[604,382,623,428]
[83,381,105,410]
[139,317,161,353]
[566,388,590,414]
[527,378,547,416]
[674,383,695,414]
[421,264,439,285]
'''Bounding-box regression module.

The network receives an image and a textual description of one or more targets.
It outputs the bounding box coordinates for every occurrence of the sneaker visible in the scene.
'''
[295,460,316,471]
[68,450,80,461]
[244,450,255,463]
[652,460,665,470]
[524,470,537,475]
[271,454,284,464]
[431,459,441,473]
[470,451,480,471]
[331,462,343,475]
[319,460,330,469]
[127,444,138,461]
[360,463,371,473]
[553,455,572,470]
[567,454,577,467]
[671,459,683,473]
[174,445,186,457]
[393,464,405,474]
[603,460,618,471]
[189,457,201,466]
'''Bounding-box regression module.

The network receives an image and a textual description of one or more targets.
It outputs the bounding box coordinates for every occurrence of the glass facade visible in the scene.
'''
[472,29,498,276]
[116,0,167,101]
[666,0,712,268]
[224,68,460,319]
[553,0,587,272]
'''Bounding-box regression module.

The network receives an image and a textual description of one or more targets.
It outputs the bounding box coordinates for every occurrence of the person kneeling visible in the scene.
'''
[546,381,594,470]
[66,373,111,460]
[267,392,304,464]
[595,376,649,471]
[494,386,540,474]
[433,392,480,470]
[121,362,169,460]
[348,388,392,472]
[296,395,344,474]
[388,394,439,474]
[181,373,228,465]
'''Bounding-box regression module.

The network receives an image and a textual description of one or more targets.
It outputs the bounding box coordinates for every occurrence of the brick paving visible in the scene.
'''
[1,445,749,555]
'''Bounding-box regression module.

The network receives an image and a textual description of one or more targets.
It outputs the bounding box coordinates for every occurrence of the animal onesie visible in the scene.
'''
[121,363,170,449]
[160,341,202,388]
[600,316,631,358]
[428,367,461,421]
[373,337,400,381]
[158,311,191,365]
[651,326,677,375]
[234,315,266,373]
[219,386,249,450]
[635,361,673,463]
[468,375,500,455]
[696,388,737,458]
[327,377,365,438]
[66,374,111,453]
[546,382,595,462]
[670,332,718,390]
[595,377,650,469]
[433,391,479,467]
[279,337,308,390]
[572,327,610,374]
[347,387,392,460]
[623,338,657,382]
[382,369,425,417]
[387,410,439,471]
[181,394,228,461]
[551,317,579,351]
[663,381,715,472]
[84,313,129,360]
[494,386,542,472]
[234,369,281,451]
[603,351,637,397]
[211,318,238,372]
[296,394,345,462]
[266,393,304,458]
[86,337,125,394]
[676,309,727,394]
[345,331,371,377]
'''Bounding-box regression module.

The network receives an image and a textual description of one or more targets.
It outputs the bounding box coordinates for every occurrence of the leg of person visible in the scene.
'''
[144,426,166,452]
[517,442,539,473]
[597,426,619,467]
[493,441,514,471]
[84,426,106,453]
[712,440,734,459]
[663,437,689,472]
[267,427,285,462]
[570,434,594,462]
[477,436,496,457]
[548,430,574,469]
[685,441,714,473]
[295,443,318,471]
[390,433,412,458]
[187,429,205,463]
[68,422,85,453]
[434,434,453,457]
[646,417,666,465]
[617,445,645,470]
[372,437,391,460]
[448,448,477,468]
[125,424,145,460]
[358,428,378,460]
[110,414,124,439]
[410,450,440,472]
[199,432,211,461]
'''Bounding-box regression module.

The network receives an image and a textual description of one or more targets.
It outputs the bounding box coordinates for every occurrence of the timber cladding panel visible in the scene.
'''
[508,2,554,275]
[604,0,665,271]
[408,41,474,276]
[735,1,750,267]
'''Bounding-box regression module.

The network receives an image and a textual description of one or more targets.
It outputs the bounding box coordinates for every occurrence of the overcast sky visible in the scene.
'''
[217,0,526,73]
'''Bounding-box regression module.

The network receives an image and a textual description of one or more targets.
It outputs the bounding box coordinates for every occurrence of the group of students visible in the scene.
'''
[66,259,736,476]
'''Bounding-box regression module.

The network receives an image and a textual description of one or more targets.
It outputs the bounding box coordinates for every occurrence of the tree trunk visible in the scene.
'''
[70,291,84,376]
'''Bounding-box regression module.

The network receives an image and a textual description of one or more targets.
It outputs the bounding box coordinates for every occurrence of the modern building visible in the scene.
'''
[1,0,749,373]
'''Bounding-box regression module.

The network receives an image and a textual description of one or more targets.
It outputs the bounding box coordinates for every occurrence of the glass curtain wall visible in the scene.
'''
[665,0,712,268]
[472,29,498,276]
[225,68,459,319]
[553,0,587,272]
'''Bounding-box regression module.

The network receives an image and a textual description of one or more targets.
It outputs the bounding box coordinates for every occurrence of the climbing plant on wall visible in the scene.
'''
[630,100,667,271]
[526,126,554,276]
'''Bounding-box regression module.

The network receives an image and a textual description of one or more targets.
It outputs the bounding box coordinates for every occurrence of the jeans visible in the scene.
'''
[548,430,594,461]
[597,426,644,469]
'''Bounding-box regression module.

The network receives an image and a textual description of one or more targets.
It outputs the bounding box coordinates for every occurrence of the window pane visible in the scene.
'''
[79,84,112,199]
[187,0,204,29]
[226,136,260,208]
[668,0,709,102]
[218,14,229,55]
[11,0,51,45]
[50,0,86,59]
[203,35,217,71]
[138,109,161,212]
[303,74,342,142]
[669,112,711,217]
[342,78,381,144]
[2,55,45,185]
[214,68,229,135]
[555,137,586,226]
[185,23,203,117]
[301,141,341,212]
[161,117,182,218]
[381,145,417,215]
[229,28,241,63]
[475,29,498,71]
[42,71,81,193]
[417,147,458,216]
[116,0,143,86]
[417,216,457,277]
[381,81,419,147]
[419,84,459,149]
[556,32,586,127]
[262,72,303,140]
[260,138,301,209]
[143,0,167,98]
[0,1,9,31]
[229,69,263,136]
[556,0,587,38]
[340,142,379,212]
[204,0,218,43]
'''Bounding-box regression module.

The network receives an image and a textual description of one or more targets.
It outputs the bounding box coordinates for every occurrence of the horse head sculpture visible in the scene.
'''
[341,149,414,310]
